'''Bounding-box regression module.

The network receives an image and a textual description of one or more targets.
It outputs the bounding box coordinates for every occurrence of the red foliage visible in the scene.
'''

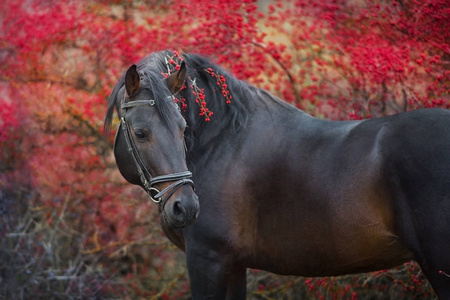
[261,0,449,119]
[0,90,19,143]
[0,0,447,297]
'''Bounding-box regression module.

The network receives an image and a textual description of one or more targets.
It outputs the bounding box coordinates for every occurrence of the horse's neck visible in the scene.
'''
[188,89,311,151]
[256,89,316,126]
[252,91,363,150]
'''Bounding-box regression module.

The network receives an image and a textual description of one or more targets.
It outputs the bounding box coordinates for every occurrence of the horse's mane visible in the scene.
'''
[104,50,255,149]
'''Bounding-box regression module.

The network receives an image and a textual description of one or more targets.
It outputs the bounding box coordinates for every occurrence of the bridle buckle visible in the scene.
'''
[149,187,162,203]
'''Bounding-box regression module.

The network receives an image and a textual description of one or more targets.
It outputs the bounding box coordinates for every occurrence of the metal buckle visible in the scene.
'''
[149,187,162,203]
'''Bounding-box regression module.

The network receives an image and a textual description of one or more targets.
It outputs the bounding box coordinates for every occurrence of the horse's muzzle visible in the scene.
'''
[163,186,199,228]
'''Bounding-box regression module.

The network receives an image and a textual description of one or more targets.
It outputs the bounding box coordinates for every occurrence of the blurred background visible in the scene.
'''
[0,0,448,298]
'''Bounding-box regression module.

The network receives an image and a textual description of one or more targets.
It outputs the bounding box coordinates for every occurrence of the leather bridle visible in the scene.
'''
[116,99,194,207]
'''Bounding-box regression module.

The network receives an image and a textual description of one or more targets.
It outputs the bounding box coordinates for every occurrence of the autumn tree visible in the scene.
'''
[1,0,447,298]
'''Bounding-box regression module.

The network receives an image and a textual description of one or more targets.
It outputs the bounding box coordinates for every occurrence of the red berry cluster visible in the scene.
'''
[164,53,232,122]
[190,79,212,121]
[163,52,188,112]
[205,68,232,104]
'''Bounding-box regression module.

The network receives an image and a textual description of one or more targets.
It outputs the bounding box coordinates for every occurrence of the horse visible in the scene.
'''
[104,50,450,299]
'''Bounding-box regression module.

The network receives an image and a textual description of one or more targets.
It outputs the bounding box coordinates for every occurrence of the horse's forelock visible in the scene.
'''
[140,68,179,131]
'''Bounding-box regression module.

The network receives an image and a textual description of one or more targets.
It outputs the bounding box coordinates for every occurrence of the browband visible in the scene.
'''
[121,99,155,109]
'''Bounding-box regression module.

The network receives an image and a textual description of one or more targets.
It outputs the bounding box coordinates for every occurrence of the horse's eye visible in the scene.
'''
[134,130,146,140]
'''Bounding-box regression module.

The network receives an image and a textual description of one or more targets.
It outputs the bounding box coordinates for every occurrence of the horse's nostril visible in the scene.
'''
[173,201,184,216]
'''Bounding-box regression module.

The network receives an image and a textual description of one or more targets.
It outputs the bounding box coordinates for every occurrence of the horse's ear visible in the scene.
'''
[167,61,187,94]
[125,65,140,98]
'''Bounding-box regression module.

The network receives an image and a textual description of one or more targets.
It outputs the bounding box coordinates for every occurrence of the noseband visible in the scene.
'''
[118,99,194,207]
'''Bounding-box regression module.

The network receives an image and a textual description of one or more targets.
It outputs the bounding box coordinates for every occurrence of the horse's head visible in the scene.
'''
[113,61,199,228]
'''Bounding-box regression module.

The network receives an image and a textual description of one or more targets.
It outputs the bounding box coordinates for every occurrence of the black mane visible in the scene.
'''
[104,50,255,150]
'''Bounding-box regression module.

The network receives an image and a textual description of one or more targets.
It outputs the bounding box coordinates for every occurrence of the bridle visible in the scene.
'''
[116,99,194,207]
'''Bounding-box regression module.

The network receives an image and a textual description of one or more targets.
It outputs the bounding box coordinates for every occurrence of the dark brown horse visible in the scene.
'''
[104,50,450,299]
